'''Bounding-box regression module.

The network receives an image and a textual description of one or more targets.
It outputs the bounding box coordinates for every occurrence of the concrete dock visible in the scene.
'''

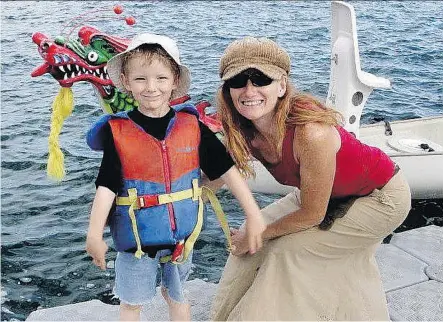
[26,225,443,321]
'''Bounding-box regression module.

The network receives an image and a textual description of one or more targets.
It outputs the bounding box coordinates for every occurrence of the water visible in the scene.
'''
[1,1,442,320]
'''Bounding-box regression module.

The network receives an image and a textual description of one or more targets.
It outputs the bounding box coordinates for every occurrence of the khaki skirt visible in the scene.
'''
[211,170,411,321]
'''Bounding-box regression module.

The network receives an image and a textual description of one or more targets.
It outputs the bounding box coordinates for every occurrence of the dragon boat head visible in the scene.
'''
[31,26,137,113]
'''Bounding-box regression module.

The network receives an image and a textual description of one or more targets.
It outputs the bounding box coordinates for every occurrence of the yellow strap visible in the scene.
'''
[160,186,232,264]
[202,186,232,252]
[126,188,145,259]
[159,195,205,264]
[116,186,200,207]
[159,186,232,264]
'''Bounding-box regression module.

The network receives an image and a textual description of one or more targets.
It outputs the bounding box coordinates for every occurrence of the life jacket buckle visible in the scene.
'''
[138,197,145,208]
[171,240,185,263]
[137,195,160,208]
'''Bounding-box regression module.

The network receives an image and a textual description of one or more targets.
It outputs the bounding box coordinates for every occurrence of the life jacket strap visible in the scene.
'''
[159,186,232,264]
[116,182,201,209]
[202,186,232,252]
[126,188,145,259]
[159,194,204,264]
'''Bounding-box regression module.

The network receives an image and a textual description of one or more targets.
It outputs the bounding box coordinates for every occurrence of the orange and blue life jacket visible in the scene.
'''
[87,103,213,262]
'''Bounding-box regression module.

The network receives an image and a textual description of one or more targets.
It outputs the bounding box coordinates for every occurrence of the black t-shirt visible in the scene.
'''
[95,107,234,193]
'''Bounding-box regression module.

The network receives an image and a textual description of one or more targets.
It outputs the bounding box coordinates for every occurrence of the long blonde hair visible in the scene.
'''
[218,80,343,178]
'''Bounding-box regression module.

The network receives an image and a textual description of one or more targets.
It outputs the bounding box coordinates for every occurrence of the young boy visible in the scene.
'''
[85,33,265,321]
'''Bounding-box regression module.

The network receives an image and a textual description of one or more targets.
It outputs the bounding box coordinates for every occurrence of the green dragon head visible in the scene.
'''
[31,25,138,114]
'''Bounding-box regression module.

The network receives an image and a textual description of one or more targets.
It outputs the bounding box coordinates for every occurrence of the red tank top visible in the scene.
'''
[251,126,395,198]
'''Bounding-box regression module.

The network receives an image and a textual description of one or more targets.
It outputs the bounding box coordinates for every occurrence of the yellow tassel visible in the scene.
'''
[47,87,74,181]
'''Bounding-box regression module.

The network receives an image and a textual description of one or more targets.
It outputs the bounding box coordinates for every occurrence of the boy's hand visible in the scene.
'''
[246,214,266,254]
[86,236,108,270]
[230,228,249,256]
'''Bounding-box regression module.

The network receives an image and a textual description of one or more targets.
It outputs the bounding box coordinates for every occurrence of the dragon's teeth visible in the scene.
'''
[67,64,71,71]
[59,66,65,73]
[63,73,68,80]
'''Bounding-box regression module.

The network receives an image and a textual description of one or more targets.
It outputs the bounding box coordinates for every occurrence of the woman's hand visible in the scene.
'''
[86,235,108,270]
[245,214,266,254]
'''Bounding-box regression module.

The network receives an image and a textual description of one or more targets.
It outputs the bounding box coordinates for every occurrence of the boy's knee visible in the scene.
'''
[161,286,176,305]
[161,286,188,306]
[161,286,169,301]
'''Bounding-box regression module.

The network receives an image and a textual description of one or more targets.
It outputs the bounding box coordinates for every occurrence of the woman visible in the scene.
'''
[210,36,411,321]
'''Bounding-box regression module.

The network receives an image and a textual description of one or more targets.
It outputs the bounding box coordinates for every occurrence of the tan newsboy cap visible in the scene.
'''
[219,36,290,81]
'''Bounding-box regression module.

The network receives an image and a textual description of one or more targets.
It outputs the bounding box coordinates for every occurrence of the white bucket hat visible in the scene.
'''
[107,33,191,100]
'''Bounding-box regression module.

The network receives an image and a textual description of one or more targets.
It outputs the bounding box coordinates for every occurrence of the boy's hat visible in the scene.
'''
[107,33,190,99]
[219,36,290,81]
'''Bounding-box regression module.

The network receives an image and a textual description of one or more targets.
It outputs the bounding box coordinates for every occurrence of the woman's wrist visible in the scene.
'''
[261,226,274,241]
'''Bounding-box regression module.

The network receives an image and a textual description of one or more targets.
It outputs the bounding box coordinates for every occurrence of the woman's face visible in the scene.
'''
[228,70,287,123]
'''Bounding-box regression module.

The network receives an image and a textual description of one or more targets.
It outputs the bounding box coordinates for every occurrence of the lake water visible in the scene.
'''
[1,1,442,320]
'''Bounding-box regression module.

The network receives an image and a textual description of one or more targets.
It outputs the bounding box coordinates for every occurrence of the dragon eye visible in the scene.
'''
[87,51,99,62]
[41,41,51,51]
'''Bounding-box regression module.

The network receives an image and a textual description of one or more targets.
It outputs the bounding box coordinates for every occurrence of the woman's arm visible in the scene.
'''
[221,166,266,254]
[262,123,340,240]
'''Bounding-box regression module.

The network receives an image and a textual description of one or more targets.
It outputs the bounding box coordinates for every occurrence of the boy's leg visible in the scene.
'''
[160,250,193,321]
[113,252,159,321]
[161,286,191,321]
[119,303,142,321]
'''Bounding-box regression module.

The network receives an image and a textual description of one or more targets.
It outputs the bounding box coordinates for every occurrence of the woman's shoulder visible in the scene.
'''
[294,123,341,152]
[295,122,334,141]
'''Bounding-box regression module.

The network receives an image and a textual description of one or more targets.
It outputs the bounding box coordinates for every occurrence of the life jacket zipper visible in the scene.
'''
[161,140,176,231]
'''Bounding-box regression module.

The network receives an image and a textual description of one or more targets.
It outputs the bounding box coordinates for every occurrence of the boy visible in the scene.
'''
[85,33,265,321]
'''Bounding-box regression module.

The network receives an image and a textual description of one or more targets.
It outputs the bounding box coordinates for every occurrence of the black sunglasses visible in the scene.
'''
[225,69,274,89]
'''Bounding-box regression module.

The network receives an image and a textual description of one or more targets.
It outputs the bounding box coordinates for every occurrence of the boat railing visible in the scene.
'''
[326,1,391,138]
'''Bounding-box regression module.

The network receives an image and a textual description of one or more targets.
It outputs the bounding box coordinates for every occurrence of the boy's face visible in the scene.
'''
[121,56,177,117]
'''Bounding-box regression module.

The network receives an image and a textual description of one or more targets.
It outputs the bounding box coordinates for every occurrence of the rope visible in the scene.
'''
[47,87,74,181]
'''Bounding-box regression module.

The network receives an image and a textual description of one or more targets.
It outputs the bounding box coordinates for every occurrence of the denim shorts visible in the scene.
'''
[113,249,193,305]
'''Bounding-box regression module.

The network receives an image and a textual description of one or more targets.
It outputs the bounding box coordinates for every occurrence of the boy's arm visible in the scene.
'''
[220,166,265,254]
[201,173,225,191]
[200,172,225,202]
[86,186,115,270]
